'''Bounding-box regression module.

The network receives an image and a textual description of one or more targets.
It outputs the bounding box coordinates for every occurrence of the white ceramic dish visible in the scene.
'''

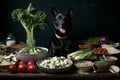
[16,47,48,62]
[36,58,73,73]
[74,61,94,71]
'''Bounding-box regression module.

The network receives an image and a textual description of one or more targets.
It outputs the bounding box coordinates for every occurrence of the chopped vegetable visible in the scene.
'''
[18,47,46,54]
[39,56,71,69]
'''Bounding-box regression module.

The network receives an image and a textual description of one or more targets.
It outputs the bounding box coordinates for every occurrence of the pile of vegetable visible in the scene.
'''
[92,47,108,54]
[67,49,94,61]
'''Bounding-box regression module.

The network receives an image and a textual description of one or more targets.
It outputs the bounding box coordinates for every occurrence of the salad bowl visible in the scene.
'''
[36,56,73,73]
[16,47,48,62]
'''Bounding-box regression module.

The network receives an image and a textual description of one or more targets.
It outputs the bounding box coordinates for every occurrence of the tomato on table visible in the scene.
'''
[27,60,35,66]
[8,64,17,73]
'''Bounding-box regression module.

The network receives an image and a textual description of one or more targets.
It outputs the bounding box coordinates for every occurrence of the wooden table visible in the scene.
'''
[0,69,120,80]
[0,54,120,80]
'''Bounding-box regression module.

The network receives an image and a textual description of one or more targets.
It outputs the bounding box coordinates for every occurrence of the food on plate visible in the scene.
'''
[101,44,120,54]
[92,47,108,54]
[0,53,17,66]
[39,56,72,69]
[67,49,93,61]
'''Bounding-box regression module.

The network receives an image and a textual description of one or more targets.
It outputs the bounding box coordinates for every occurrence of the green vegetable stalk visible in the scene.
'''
[74,49,93,60]
[11,3,47,47]
[68,49,93,60]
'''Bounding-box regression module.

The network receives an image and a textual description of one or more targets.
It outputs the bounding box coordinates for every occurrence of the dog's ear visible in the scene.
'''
[66,6,73,17]
[51,7,58,17]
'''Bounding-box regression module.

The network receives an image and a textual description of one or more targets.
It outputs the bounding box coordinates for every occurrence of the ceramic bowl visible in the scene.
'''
[94,61,108,71]
[99,56,118,65]
[74,61,94,71]
[16,47,48,62]
[36,57,73,73]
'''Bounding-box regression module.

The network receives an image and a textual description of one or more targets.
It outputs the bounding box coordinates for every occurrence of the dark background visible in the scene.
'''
[0,0,120,49]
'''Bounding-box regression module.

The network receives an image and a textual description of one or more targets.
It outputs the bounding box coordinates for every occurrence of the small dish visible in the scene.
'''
[74,61,94,71]
[94,61,108,71]
[99,56,118,65]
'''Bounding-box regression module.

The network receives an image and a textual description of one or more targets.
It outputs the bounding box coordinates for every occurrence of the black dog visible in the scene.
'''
[49,7,74,57]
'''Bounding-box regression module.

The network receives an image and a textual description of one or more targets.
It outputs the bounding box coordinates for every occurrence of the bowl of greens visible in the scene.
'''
[16,47,48,62]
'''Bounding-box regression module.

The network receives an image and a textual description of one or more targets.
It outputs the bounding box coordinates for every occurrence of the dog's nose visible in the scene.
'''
[59,16,62,19]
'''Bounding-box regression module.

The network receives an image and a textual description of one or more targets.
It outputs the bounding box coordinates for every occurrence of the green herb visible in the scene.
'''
[19,47,46,54]
[11,3,48,47]
[95,61,107,66]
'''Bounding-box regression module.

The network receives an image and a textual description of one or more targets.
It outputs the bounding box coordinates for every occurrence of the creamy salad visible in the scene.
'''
[39,56,71,69]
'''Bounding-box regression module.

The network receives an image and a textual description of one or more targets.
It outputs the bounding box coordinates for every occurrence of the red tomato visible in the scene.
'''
[27,60,35,66]
[28,64,37,73]
[19,61,26,65]
[18,64,26,73]
[8,64,17,73]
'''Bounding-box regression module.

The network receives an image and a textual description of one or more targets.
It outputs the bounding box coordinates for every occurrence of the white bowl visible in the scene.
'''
[99,56,118,65]
[16,47,48,62]
[74,61,94,71]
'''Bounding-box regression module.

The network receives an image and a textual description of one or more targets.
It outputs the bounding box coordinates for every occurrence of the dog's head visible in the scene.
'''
[52,7,73,36]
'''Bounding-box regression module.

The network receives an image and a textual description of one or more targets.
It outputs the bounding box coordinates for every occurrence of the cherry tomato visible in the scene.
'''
[8,64,17,73]
[92,48,97,53]
[28,64,37,73]
[92,47,108,54]
[18,64,26,73]
[27,60,35,66]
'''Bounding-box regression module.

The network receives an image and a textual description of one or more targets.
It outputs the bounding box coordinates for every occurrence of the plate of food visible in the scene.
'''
[92,46,120,56]
[36,56,73,73]
[0,53,17,71]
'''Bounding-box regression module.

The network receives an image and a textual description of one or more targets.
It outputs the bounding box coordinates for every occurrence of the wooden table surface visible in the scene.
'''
[0,68,120,80]
[0,54,120,80]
